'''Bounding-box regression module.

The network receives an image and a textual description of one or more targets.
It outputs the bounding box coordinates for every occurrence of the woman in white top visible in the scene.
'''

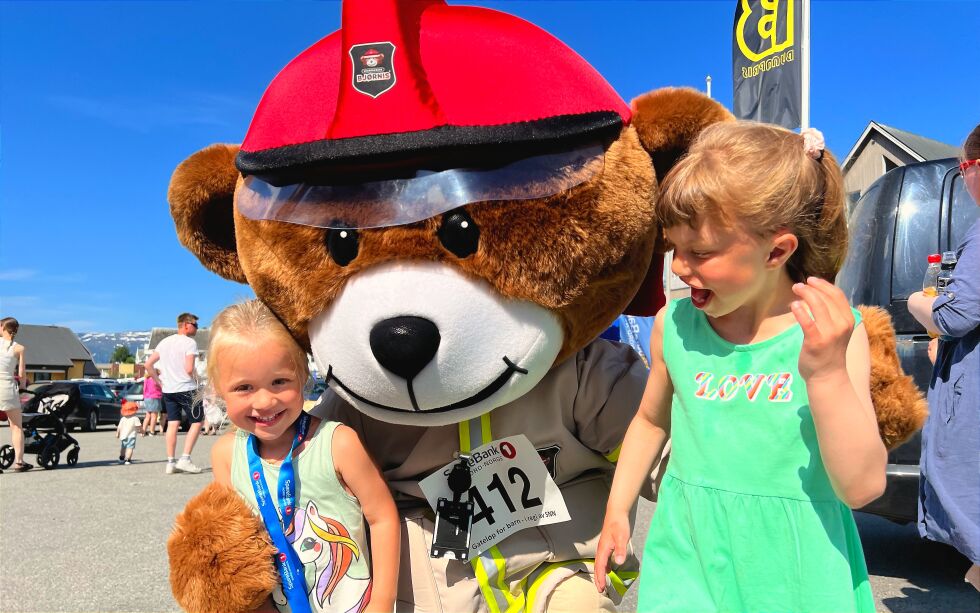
[1,317,31,472]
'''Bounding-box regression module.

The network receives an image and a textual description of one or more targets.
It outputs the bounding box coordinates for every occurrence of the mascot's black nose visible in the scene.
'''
[370,316,441,380]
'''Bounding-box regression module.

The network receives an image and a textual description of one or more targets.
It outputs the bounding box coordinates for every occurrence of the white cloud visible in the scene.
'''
[0,269,38,281]
[53,319,97,330]
[0,295,41,308]
[45,92,253,133]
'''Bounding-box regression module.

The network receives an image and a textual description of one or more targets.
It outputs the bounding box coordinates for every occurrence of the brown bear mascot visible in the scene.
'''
[166,1,925,611]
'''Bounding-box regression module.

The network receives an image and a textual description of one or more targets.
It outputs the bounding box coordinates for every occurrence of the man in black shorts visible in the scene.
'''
[145,313,203,474]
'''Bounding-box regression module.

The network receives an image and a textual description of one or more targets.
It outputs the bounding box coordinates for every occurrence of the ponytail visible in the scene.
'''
[0,317,18,350]
[815,150,849,280]
[784,147,848,283]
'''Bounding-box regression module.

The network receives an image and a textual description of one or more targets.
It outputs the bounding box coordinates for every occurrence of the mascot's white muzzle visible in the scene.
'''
[308,262,563,426]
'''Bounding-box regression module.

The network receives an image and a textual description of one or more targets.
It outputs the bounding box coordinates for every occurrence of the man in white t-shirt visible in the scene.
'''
[145,312,203,474]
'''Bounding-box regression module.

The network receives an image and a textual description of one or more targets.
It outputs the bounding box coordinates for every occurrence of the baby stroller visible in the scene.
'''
[0,383,81,470]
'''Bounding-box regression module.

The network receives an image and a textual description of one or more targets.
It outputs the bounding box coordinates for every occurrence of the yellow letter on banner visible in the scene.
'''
[736,0,795,64]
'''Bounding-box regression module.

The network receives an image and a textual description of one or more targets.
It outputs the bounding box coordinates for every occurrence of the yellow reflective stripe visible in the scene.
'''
[488,546,516,607]
[606,569,627,597]
[525,559,592,612]
[463,414,518,611]
[607,571,626,596]
[460,414,493,454]
[459,421,472,453]
[480,412,493,445]
[606,569,638,597]
[604,444,622,463]
[473,555,505,613]
[505,593,527,613]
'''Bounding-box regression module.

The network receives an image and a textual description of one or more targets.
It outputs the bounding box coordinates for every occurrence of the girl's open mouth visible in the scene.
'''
[250,410,286,427]
[691,287,713,309]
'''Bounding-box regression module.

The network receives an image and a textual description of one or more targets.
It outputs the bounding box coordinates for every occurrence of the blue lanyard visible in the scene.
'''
[247,412,312,613]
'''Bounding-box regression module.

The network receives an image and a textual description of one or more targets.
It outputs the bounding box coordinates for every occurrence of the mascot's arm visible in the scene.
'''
[168,482,278,612]
[857,305,928,450]
[571,340,650,462]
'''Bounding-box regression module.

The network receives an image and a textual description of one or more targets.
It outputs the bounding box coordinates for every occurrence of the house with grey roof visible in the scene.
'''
[842,121,960,204]
[15,324,100,383]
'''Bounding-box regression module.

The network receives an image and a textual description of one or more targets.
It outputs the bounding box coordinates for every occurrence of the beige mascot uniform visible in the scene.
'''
[166,1,926,611]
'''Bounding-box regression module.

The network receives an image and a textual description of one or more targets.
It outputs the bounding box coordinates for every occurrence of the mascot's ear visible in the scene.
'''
[168,144,247,283]
[621,88,733,317]
[631,87,735,182]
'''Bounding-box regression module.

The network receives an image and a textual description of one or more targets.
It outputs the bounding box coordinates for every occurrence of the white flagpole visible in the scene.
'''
[801,0,810,129]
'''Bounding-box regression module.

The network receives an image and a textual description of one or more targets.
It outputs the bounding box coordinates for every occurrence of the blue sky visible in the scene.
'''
[1,0,977,332]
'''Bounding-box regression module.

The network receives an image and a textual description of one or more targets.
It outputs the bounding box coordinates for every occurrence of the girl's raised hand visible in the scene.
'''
[790,277,854,382]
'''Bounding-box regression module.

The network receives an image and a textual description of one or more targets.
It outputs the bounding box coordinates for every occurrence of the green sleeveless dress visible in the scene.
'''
[637,299,875,613]
[231,420,373,613]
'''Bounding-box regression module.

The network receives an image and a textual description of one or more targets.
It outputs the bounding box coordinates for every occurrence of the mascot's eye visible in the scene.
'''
[438,209,480,258]
[326,227,359,266]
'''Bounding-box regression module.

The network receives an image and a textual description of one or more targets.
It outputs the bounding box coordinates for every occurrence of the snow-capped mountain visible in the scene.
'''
[78,331,151,363]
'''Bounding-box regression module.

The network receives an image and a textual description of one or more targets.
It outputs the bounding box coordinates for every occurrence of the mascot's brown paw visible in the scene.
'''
[858,305,929,449]
[168,482,278,613]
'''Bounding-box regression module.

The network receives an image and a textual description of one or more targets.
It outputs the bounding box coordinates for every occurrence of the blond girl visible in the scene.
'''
[209,300,398,612]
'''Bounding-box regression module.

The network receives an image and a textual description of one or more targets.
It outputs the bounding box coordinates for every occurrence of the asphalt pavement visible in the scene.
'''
[1,426,977,612]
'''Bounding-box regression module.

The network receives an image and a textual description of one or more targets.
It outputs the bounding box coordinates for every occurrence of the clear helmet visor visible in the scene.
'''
[237,144,604,229]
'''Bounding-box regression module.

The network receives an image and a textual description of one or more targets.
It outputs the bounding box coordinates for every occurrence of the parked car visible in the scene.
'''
[19,381,51,406]
[104,380,130,399]
[838,157,979,523]
[21,381,123,432]
[122,379,144,404]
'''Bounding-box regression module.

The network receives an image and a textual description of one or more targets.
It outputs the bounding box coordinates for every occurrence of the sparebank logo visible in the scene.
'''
[736,0,795,63]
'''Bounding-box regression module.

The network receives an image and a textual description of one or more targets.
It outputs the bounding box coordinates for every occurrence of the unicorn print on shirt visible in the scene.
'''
[270,500,372,613]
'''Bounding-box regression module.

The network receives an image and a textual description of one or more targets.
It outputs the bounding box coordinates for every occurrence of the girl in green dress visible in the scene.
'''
[594,122,886,612]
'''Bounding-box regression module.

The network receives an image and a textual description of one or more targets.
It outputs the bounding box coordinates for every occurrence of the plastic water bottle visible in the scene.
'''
[922,253,942,338]
[923,253,942,297]
[937,250,958,295]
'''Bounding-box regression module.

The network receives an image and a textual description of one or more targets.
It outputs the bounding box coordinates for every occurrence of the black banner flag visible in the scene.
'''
[732,0,803,128]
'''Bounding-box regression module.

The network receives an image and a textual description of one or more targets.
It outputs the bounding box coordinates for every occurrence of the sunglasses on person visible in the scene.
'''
[186,321,199,329]
[960,158,979,174]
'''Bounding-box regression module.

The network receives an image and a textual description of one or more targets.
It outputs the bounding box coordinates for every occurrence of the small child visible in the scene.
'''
[595,123,887,612]
[208,300,399,613]
[116,399,142,464]
[201,391,224,435]
[140,375,163,435]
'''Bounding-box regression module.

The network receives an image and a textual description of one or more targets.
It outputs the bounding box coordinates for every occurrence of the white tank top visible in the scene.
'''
[0,341,19,382]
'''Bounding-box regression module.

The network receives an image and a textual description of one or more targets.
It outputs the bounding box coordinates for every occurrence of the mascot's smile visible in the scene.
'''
[325,355,528,414]
[308,261,563,426]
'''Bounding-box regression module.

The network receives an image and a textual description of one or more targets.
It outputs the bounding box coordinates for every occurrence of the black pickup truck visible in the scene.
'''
[838,157,978,523]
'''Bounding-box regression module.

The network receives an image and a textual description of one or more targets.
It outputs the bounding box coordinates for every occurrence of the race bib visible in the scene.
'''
[419,435,570,557]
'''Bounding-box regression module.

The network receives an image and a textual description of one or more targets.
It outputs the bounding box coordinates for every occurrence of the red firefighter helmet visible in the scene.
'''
[237,0,630,181]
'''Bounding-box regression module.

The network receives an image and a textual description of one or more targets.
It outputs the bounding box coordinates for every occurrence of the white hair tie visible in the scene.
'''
[801,128,825,161]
